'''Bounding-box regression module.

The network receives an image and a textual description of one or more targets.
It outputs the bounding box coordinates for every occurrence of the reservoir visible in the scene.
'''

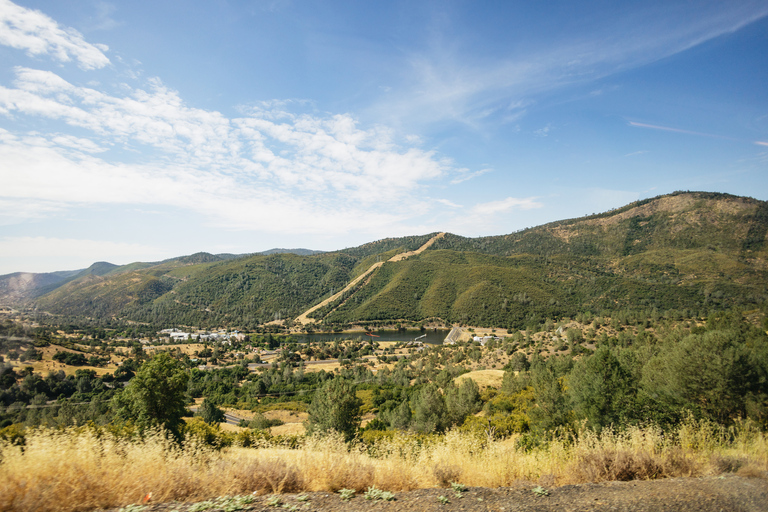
[290,329,450,345]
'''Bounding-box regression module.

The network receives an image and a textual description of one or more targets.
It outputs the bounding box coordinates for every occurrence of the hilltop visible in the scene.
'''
[2,191,766,330]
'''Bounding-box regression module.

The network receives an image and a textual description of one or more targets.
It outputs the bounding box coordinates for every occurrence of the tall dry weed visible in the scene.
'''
[1,422,767,512]
[297,433,376,491]
[0,427,223,512]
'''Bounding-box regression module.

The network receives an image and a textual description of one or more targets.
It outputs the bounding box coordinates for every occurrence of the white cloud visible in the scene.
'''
[0,197,65,225]
[471,197,543,216]
[434,195,544,236]
[436,198,462,208]
[0,0,110,70]
[0,66,456,236]
[450,168,492,185]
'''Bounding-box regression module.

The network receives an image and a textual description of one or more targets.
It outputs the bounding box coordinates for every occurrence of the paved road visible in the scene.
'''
[223,412,241,426]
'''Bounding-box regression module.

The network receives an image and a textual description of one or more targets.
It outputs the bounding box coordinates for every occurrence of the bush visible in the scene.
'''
[248,413,284,430]
[197,399,225,425]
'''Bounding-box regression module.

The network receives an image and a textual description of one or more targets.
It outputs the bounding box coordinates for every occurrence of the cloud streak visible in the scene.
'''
[628,121,740,141]
[0,0,110,69]
[376,2,768,129]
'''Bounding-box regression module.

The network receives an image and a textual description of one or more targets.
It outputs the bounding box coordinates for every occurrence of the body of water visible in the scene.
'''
[290,329,450,345]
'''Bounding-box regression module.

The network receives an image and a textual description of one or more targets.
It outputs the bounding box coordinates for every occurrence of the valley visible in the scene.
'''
[0,191,767,512]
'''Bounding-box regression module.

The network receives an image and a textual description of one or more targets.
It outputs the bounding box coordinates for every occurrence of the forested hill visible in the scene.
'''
[15,191,768,329]
[432,191,768,257]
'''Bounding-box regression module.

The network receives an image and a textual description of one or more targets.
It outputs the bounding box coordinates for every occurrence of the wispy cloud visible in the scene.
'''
[375,2,768,129]
[533,125,551,137]
[628,121,739,141]
[436,198,462,208]
[471,197,543,216]
[439,195,544,235]
[0,0,110,69]
[0,65,453,235]
[450,168,492,185]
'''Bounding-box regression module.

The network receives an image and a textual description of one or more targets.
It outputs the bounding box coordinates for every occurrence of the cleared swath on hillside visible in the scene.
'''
[25,192,768,329]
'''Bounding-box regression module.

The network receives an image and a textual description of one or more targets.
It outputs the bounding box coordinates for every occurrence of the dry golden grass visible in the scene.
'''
[142,343,205,355]
[224,407,257,420]
[455,369,505,389]
[270,423,306,436]
[302,362,342,372]
[264,410,308,424]
[2,420,766,512]
[219,423,246,433]
[264,409,308,436]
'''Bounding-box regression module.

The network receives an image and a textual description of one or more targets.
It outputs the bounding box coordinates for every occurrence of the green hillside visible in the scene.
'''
[31,235,436,328]
[29,192,768,329]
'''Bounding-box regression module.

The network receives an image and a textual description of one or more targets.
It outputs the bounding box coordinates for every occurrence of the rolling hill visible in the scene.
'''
[8,191,768,329]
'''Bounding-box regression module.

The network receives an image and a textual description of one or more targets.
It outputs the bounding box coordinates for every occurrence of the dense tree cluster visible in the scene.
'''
[1,298,767,454]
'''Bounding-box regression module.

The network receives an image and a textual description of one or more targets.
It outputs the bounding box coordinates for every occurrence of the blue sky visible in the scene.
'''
[0,0,766,274]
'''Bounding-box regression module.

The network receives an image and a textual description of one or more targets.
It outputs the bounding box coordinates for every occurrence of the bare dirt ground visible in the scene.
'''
[105,474,768,512]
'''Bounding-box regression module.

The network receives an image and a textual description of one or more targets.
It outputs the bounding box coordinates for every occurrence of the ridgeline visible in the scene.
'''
[2,191,766,330]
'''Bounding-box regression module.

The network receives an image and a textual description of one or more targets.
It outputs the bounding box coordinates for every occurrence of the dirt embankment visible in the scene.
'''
[108,474,768,512]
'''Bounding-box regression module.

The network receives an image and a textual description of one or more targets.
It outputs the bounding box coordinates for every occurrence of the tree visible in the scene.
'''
[384,399,412,430]
[113,352,189,438]
[197,397,225,425]
[568,346,636,431]
[306,377,362,441]
[445,378,481,427]
[528,357,572,434]
[411,382,448,433]
[640,329,765,425]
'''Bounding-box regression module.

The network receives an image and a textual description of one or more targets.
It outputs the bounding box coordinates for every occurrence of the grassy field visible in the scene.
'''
[455,369,505,389]
[0,422,768,512]
[2,420,766,512]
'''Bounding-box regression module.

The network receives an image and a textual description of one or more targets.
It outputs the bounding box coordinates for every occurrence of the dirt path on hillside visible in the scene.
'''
[106,474,768,512]
[294,233,446,325]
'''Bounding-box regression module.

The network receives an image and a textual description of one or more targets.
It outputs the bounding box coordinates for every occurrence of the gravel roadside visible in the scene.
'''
[105,474,768,512]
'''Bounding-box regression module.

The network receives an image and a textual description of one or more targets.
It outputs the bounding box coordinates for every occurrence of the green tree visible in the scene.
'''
[113,352,189,438]
[528,357,572,434]
[567,346,636,431]
[306,377,362,441]
[444,378,481,427]
[411,382,447,433]
[640,329,766,425]
[384,399,412,430]
[197,397,225,425]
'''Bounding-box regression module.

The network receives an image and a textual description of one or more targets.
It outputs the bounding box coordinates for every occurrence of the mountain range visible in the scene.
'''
[2,191,766,330]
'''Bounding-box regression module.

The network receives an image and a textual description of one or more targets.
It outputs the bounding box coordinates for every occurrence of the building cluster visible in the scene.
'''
[473,335,502,346]
[158,328,245,344]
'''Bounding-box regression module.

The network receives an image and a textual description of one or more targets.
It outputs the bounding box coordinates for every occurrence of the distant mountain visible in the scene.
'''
[170,252,227,265]
[258,248,323,256]
[0,261,119,304]
[83,261,120,276]
[0,270,81,303]
[10,192,768,329]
